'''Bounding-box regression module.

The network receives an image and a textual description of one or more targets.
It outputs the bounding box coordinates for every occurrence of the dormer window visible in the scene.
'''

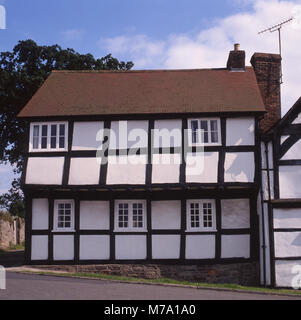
[30,122,68,152]
[188,119,221,146]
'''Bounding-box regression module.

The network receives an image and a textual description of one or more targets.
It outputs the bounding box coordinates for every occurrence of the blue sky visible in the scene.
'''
[0,0,301,197]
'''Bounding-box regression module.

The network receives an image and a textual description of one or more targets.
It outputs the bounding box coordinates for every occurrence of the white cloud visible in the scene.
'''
[61,29,85,41]
[100,0,301,114]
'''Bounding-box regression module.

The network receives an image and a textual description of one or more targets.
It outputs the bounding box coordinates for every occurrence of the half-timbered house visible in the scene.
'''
[18,44,298,287]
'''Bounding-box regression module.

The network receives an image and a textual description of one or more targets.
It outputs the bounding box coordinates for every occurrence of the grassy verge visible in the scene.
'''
[20,269,301,297]
[0,242,25,253]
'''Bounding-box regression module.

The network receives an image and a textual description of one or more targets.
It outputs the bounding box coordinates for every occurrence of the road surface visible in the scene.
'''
[0,272,299,300]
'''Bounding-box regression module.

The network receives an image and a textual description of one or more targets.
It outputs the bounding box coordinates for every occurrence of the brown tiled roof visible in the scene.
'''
[18,67,265,118]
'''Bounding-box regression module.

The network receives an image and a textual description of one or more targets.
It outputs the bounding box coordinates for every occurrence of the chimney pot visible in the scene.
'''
[234,43,240,51]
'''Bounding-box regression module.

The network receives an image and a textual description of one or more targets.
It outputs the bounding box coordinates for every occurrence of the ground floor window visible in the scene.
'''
[53,200,75,231]
[186,200,216,231]
[115,200,147,232]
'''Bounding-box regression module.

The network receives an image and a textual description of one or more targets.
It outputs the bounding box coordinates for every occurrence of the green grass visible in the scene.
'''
[0,242,25,253]
[21,269,301,297]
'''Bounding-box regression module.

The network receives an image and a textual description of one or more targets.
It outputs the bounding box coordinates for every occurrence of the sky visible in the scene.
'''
[0,0,301,196]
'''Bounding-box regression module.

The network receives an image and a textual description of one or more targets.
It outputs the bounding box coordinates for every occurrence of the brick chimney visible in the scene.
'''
[227,43,246,70]
[251,53,282,132]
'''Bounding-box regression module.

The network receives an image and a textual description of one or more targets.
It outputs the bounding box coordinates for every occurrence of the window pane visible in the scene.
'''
[51,125,57,136]
[59,124,65,148]
[191,120,199,144]
[133,203,143,228]
[33,126,39,149]
[118,203,129,228]
[51,137,56,149]
[57,202,72,229]
[51,125,57,149]
[203,203,213,228]
[200,121,209,143]
[41,125,48,149]
[190,203,200,228]
[42,125,48,136]
[210,120,218,143]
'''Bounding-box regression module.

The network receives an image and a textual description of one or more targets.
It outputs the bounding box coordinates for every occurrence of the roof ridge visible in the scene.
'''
[51,67,253,74]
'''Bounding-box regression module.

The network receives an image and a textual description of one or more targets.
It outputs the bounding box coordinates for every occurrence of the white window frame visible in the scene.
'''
[114,200,147,232]
[188,118,221,146]
[29,122,68,152]
[53,200,75,232]
[186,200,217,232]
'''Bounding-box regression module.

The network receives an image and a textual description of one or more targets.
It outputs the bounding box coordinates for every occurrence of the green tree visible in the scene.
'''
[0,39,134,214]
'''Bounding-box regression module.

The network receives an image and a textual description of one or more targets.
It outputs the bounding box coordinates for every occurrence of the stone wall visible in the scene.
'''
[0,215,25,249]
[31,262,259,286]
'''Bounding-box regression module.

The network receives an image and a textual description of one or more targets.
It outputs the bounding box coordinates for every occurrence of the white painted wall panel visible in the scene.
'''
[226,117,255,146]
[151,201,181,230]
[221,235,250,258]
[26,157,64,185]
[31,235,48,260]
[110,120,148,149]
[53,235,74,261]
[80,201,110,230]
[262,170,274,200]
[293,113,301,124]
[281,139,301,160]
[185,235,215,259]
[186,152,218,183]
[72,121,104,150]
[152,154,181,184]
[32,199,49,230]
[152,235,181,259]
[274,208,301,229]
[221,199,250,229]
[68,158,101,185]
[79,235,110,260]
[279,166,301,199]
[107,155,147,185]
[275,260,301,287]
[153,120,182,148]
[261,142,273,170]
[115,235,147,260]
[224,152,254,183]
[274,232,301,258]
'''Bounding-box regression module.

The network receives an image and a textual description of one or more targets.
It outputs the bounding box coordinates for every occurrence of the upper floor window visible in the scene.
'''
[114,200,147,232]
[53,200,75,232]
[188,119,220,146]
[30,122,68,152]
[186,200,216,232]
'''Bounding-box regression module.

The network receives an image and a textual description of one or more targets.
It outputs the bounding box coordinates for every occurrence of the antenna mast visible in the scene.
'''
[258,17,293,84]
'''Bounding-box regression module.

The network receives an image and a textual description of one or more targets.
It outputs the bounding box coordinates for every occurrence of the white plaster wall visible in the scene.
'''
[32,199,49,230]
[79,235,110,260]
[115,235,147,260]
[293,113,301,124]
[151,201,181,230]
[110,120,148,149]
[53,235,74,261]
[226,117,255,146]
[152,154,181,184]
[106,154,147,185]
[274,208,301,229]
[224,152,254,183]
[274,232,301,258]
[221,235,250,258]
[261,170,274,200]
[275,260,301,287]
[153,120,182,148]
[186,152,218,183]
[152,235,181,259]
[26,157,64,185]
[279,166,301,198]
[281,139,301,160]
[221,199,250,229]
[80,201,110,230]
[261,142,273,170]
[185,235,215,259]
[68,157,101,185]
[72,121,104,151]
[31,235,48,260]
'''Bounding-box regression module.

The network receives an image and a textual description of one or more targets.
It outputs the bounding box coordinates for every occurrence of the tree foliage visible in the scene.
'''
[0,40,134,214]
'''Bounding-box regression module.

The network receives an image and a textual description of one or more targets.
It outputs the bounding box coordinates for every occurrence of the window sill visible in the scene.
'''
[186,229,217,233]
[114,229,148,233]
[52,229,76,233]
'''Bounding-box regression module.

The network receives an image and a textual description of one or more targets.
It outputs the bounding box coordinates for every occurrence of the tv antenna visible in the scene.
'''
[258,17,294,84]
